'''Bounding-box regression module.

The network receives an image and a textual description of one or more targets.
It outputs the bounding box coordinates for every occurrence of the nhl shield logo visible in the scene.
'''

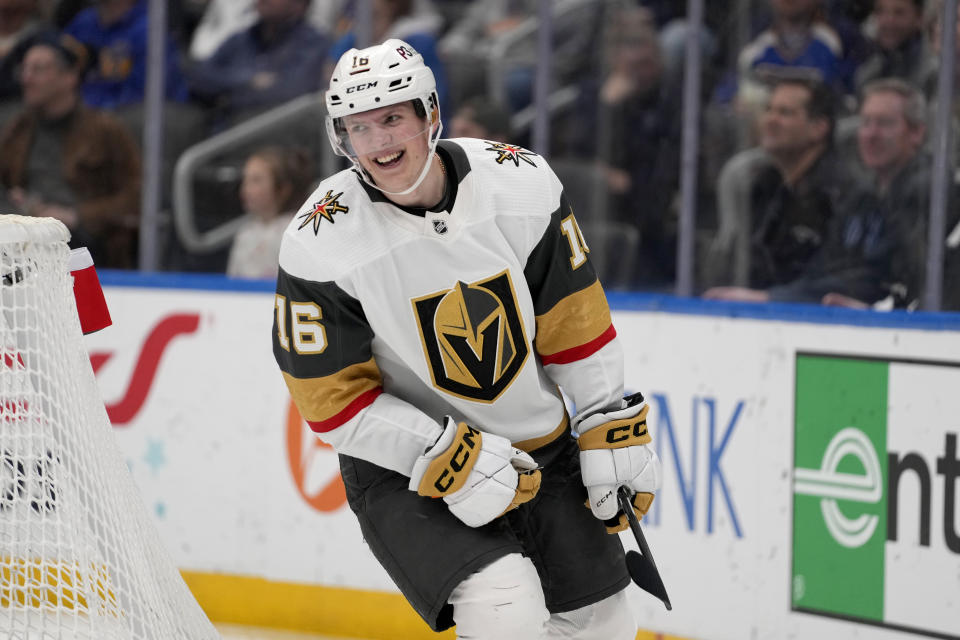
[412,270,529,402]
[432,219,448,235]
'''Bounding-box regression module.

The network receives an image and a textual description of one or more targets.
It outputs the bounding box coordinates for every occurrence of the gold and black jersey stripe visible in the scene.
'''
[273,269,382,433]
[524,195,616,365]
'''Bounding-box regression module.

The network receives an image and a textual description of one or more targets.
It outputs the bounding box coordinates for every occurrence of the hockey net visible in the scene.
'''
[0,215,219,639]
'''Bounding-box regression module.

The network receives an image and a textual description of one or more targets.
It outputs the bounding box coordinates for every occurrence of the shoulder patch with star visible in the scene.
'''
[484,141,538,168]
[298,190,350,234]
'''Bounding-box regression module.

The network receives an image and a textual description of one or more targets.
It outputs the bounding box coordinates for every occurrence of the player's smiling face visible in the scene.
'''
[344,102,430,193]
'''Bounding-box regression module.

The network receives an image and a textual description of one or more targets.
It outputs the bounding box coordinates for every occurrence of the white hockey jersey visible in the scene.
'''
[272,138,626,476]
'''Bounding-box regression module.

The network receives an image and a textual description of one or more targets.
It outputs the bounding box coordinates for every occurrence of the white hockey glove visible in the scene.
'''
[409,417,542,528]
[576,392,661,534]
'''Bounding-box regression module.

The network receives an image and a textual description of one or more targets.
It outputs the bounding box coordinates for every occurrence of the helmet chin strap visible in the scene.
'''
[356,121,443,197]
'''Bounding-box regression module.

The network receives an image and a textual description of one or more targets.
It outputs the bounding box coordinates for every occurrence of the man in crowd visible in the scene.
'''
[820,79,942,309]
[578,8,682,288]
[64,0,189,109]
[854,0,932,93]
[0,33,141,268]
[705,77,855,301]
[188,0,328,130]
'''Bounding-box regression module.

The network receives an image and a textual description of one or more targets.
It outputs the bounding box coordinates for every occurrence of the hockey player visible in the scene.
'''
[272,39,661,639]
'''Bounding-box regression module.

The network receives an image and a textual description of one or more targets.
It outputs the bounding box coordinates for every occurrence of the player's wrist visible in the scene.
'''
[574,392,649,445]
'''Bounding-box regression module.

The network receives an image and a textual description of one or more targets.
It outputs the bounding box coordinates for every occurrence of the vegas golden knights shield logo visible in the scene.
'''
[412,270,529,402]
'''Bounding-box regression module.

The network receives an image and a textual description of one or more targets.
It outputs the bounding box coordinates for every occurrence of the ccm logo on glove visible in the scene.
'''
[409,418,542,527]
[577,405,651,450]
[417,422,480,496]
[576,398,660,533]
[605,419,647,444]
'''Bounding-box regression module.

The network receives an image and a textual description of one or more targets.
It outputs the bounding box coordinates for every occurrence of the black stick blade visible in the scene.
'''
[625,550,672,610]
[618,487,672,610]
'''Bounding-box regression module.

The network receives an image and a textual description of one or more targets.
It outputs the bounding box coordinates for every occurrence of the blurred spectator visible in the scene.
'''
[51,0,90,27]
[0,0,47,102]
[854,0,933,94]
[704,78,856,300]
[187,0,254,60]
[706,78,933,306]
[63,0,189,109]
[858,79,927,195]
[226,145,312,279]
[440,0,537,56]
[826,79,949,309]
[737,0,844,130]
[0,33,141,268]
[573,6,682,287]
[188,0,328,130]
[438,0,604,113]
[438,0,526,110]
[447,95,512,141]
[328,0,447,115]
[56,0,196,46]
[50,0,96,30]
[641,0,726,93]
[188,0,345,60]
[332,0,443,42]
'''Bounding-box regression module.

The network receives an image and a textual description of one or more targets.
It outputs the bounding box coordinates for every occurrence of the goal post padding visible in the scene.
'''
[0,215,219,639]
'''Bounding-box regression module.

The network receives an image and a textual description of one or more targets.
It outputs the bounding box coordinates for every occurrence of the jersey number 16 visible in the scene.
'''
[275,295,328,354]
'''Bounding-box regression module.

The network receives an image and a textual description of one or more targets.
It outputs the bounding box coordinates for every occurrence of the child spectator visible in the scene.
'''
[226,145,313,279]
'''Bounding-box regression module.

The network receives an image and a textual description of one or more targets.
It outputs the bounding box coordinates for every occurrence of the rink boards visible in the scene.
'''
[83,273,960,640]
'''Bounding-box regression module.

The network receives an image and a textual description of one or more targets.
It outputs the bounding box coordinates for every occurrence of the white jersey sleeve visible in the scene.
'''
[516,178,626,424]
[272,179,443,477]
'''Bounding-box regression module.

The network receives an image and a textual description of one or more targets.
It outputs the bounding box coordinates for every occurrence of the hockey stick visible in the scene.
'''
[618,486,672,610]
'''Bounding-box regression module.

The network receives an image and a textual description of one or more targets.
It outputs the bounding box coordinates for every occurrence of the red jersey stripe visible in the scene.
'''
[307,387,383,433]
[539,324,617,366]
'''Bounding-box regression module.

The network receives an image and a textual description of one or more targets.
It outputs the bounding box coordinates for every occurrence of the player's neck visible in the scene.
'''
[386,154,447,209]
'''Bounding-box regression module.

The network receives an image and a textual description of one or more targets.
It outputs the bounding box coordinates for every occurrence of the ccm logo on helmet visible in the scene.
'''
[346,82,378,93]
[434,425,479,493]
[605,419,648,444]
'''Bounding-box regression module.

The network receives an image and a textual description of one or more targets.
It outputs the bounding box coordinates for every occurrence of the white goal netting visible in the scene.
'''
[0,215,219,639]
